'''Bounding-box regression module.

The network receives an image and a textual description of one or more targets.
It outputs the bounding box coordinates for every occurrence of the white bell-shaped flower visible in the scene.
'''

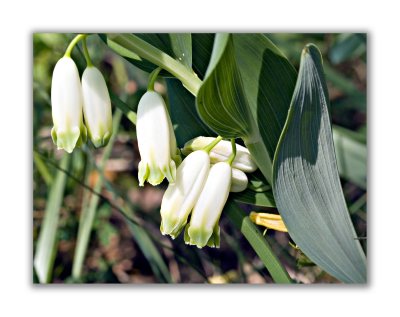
[136,91,180,186]
[81,66,112,148]
[160,150,210,238]
[51,57,87,153]
[185,162,232,248]
[182,136,257,172]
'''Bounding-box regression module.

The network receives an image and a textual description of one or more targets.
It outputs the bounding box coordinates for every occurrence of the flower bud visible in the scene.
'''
[136,91,179,186]
[81,66,112,148]
[185,162,232,248]
[230,167,248,192]
[182,136,257,172]
[51,57,87,153]
[160,151,210,238]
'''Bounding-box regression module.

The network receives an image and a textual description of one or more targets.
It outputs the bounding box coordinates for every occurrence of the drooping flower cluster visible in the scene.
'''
[135,89,257,247]
[51,56,112,153]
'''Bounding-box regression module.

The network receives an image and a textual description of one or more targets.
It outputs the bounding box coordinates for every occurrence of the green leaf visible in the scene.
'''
[72,110,123,279]
[195,33,298,185]
[232,34,298,185]
[191,33,215,79]
[196,33,257,140]
[273,44,366,283]
[169,33,192,69]
[333,126,367,189]
[166,78,214,147]
[102,33,174,75]
[232,189,275,207]
[110,91,137,125]
[232,170,275,207]
[224,200,292,283]
[34,154,70,283]
[232,34,297,157]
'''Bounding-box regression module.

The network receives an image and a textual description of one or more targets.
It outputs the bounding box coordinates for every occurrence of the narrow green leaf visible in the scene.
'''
[110,91,137,125]
[126,213,173,283]
[224,200,292,283]
[169,33,192,69]
[273,44,366,283]
[34,154,70,283]
[33,151,53,186]
[72,110,123,279]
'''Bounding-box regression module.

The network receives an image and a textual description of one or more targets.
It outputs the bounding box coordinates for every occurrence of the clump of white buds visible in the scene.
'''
[50,35,112,153]
[159,136,258,248]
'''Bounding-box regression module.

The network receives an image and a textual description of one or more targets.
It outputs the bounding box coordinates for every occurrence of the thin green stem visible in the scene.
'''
[202,136,223,153]
[64,34,87,58]
[107,34,202,96]
[147,66,162,91]
[82,37,93,67]
[226,138,237,165]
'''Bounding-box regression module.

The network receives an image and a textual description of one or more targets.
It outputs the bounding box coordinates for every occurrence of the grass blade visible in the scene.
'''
[72,110,122,280]
[224,200,292,283]
[34,154,70,283]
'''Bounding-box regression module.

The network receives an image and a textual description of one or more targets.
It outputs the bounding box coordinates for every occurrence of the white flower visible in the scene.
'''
[81,66,112,148]
[182,136,257,172]
[136,91,180,186]
[51,57,87,153]
[160,150,210,238]
[185,162,232,248]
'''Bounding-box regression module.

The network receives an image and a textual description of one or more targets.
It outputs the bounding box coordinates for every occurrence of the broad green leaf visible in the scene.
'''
[192,33,215,79]
[34,154,70,283]
[169,34,192,69]
[196,33,258,140]
[166,78,214,147]
[273,44,366,283]
[224,200,292,283]
[333,126,367,189]
[232,34,297,158]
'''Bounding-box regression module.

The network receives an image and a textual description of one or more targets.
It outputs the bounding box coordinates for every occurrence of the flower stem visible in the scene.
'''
[82,37,93,67]
[64,34,87,58]
[203,136,223,153]
[147,66,162,91]
[226,139,237,165]
[107,34,202,96]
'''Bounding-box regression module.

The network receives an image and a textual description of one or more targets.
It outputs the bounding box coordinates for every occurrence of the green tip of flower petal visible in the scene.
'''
[91,131,111,148]
[186,225,213,249]
[160,215,186,239]
[138,161,149,187]
[54,127,81,153]
[163,160,176,184]
[206,225,220,248]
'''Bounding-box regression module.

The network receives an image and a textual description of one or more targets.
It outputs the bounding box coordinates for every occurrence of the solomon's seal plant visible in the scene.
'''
[37,33,367,284]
